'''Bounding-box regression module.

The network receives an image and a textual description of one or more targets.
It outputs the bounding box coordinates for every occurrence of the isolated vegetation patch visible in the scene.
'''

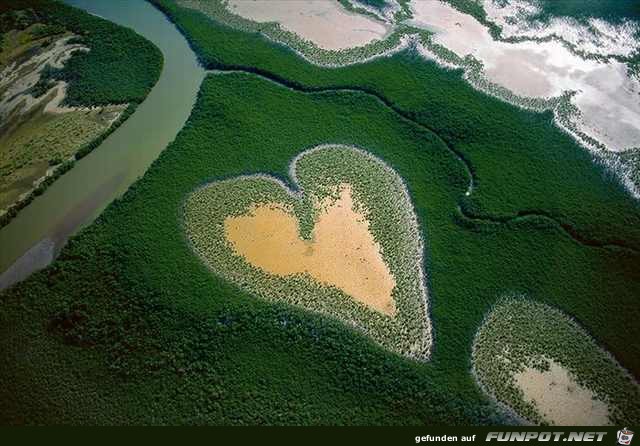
[472,298,640,425]
[184,145,431,360]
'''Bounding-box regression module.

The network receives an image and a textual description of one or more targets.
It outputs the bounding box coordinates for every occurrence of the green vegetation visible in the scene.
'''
[152,0,640,250]
[185,146,431,360]
[0,0,638,425]
[437,0,497,35]
[473,298,640,425]
[1,65,638,423]
[0,105,126,210]
[175,0,604,164]
[394,0,413,21]
[0,72,505,424]
[0,0,162,227]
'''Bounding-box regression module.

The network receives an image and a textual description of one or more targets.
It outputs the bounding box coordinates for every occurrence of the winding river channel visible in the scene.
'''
[0,0,205,289]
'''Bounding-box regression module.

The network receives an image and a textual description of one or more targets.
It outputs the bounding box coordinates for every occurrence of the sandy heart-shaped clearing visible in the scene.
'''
[224,184,396,316]
[184,145,431,360]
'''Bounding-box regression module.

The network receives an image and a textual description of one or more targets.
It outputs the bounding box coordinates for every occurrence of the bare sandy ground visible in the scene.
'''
[514,359,610,426]
[407,0,640,152]
[224,184,397,316]
[224,0,390,50]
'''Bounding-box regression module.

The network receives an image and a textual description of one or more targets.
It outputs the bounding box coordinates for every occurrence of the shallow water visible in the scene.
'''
[408,0,640,152]
[225,0,390,50]
[0,0,205,288]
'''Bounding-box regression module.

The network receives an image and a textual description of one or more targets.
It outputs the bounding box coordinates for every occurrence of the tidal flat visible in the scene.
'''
[408,0,640,153]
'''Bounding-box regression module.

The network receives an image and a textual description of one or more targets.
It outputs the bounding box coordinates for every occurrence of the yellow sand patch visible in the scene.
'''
[224,184,397,316]
[514,359,610,426]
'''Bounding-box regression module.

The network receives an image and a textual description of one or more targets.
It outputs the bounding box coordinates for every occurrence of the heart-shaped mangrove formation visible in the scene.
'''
[184,145,431,360]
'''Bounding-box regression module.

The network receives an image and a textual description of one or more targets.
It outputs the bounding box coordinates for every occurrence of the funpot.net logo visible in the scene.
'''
[617,428,634,446]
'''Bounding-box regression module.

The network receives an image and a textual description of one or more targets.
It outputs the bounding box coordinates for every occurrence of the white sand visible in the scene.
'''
[225,0,390,50]
[407,0,640,152]
[0,36,89,121]
[514,359,611,426]
[224,184,397,316]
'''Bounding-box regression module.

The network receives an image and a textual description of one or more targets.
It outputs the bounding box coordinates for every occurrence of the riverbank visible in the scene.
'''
[0,1,162,230]
[0,0,205,288]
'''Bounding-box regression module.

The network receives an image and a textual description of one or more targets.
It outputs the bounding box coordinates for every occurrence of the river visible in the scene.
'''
[0,0,205,289]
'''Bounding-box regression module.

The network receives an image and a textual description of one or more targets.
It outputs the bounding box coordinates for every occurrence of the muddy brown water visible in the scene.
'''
[0,0,205,290]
